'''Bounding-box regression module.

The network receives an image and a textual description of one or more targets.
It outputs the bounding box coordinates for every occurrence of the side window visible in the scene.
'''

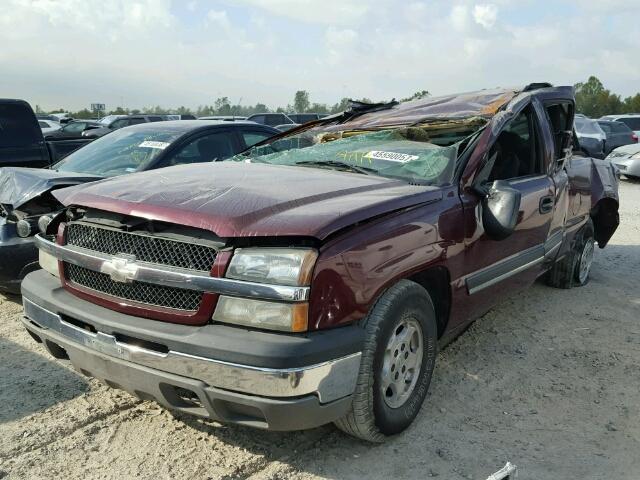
[38,121,48,128]
[148,116,163,122]
[544,102,572,160]
[128,118,146,125]
[488,105,543,181]
[111,119,128,129]
[598,123,611,135]
[64,122,86,133]
[158,132,236,168]
[613,122,630,134]
[263,115,280,126]
[242,130,274,148]
[250,115,265,124]
[618,117,640,131]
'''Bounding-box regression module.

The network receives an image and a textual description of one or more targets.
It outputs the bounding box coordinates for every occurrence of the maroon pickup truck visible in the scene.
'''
[21,84,619,442]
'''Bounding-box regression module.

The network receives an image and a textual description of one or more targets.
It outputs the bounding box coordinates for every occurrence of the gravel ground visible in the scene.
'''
[1,180,638,480]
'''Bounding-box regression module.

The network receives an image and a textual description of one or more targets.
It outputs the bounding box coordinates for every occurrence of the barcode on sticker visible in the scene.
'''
[364,151,418,162]
[139,141,170,149]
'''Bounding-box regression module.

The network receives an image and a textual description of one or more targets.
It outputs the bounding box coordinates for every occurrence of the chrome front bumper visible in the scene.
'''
[22,298,361,404]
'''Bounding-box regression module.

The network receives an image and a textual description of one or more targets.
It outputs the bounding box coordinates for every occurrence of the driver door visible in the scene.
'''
[458,102,555,321]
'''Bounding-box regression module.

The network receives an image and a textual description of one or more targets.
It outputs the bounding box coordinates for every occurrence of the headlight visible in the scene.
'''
[38,215,53,234]
[16,219,37,238]
[226,248,317,286]
[39,249,60,278]
[212,296,308,332]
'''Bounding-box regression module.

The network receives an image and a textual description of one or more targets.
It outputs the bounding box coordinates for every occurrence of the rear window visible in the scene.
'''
[574,117,603,135]
[0,102,42,147]
[264,115,283,126]
[612,122,632,133]
[617,117,640,131]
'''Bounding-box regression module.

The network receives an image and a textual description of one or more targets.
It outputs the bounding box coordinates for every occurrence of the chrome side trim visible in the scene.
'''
[35,234,309,303]
[467,256,544,294]
[23,298,361,403]
[465,244,545,295]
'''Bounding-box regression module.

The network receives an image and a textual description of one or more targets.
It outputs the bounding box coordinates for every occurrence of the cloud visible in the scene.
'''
[1,0,639,112]
[228,0,370,26]
[206,9,232,31]
[473,4,498,29]
[450,5,469,31]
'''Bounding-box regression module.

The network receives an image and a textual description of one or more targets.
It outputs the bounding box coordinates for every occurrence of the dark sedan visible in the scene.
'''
[0,120,279,293]
[597,120,638,154]
[44,120,103,140]
[82,115,168,139]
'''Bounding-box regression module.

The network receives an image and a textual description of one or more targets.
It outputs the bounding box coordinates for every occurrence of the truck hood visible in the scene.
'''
[54,162,443,239]
[0,167,102,210]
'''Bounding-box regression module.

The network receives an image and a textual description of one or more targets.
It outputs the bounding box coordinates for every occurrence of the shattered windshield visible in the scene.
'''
[230,128,459,185]
[52,128,184,177]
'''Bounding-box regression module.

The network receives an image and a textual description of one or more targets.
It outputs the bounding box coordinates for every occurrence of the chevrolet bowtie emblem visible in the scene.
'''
[100,254,139,283]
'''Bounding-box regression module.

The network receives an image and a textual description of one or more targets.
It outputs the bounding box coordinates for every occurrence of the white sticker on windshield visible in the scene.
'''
[364,151,419,163]
[139,140,170,149]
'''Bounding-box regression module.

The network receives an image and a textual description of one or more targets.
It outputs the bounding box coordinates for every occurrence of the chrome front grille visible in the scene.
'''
[66,223,217,272]
[66,264,203,311]
[64,222,217,312]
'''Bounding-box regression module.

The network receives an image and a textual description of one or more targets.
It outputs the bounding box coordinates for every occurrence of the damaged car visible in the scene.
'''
[0,120,279,293]
[21,84,619,441]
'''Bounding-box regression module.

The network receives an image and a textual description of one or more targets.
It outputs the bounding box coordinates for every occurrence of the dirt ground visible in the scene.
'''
[0,180,638,480]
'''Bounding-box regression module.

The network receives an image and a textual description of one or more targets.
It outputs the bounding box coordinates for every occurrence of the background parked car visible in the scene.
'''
[36,114,62,122]
[198,115,247,121]
[1,99,93,168]
[275,123,300,132]
[0,120,279,293]
[574,115,606,158]
[287,113,322,124]
[38,119,61,135]
[82,114,168,138]
[98,114,127,125]
[246,113,295,127]
[597,120,638,154]
[600,114,640,137]
[44,119,102,139]
[606,143,640,180]
[165,114,197,120]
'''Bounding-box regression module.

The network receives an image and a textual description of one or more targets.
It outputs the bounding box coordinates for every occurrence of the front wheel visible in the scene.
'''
[334,280,438,442]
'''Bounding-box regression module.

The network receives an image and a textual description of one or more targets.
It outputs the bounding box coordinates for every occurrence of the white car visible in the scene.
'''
[600,114,640,137]
[37,119,61,135]
[606,143,640,179]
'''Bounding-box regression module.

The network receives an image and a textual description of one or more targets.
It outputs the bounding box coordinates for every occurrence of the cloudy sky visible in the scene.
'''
[1,0,639,111]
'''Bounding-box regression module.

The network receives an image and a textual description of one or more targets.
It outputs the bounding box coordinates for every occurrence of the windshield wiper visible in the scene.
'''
[295,160,377,176]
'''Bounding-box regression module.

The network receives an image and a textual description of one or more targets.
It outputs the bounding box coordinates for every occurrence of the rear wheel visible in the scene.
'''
[334,280,437,442]
[546,219,595,288]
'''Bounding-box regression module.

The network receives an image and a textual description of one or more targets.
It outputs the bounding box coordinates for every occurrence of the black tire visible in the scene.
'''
[546,219,595,289]
[334,280,438,442]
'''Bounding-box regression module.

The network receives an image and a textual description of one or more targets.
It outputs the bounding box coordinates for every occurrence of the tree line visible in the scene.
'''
[39,77,638,121]
[575,76,640,118]
[37,89,431,120]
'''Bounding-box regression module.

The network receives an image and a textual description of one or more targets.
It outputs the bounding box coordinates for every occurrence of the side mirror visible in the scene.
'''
[479,180,521,241]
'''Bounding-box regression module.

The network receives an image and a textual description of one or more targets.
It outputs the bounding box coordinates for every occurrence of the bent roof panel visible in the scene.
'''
[330,87,520,131]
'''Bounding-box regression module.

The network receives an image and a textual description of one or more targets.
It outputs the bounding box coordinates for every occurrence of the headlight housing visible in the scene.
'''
[226,248,317,286]
[39,249,60,278]
[214,248,318,332]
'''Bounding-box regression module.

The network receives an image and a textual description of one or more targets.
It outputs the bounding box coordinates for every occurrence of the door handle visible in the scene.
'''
[539,195,554,214]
